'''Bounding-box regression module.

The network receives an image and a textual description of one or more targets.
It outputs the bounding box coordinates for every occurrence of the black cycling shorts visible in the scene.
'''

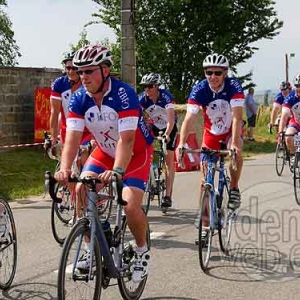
[152,124,178,151]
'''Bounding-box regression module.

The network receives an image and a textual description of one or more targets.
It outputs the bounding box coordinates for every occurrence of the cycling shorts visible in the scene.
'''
[152,124,178,151]
[82,145,153,191]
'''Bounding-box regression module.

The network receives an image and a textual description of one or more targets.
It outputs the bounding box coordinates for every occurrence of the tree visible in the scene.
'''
[0,0,21,66]
[91,0,282,102]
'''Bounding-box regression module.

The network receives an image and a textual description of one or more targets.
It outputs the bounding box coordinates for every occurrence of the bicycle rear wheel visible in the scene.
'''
[0,198,17,290]
[51,184,74,245]
[198,188,213,272]
[118,216,150,300]
[294,153,300,205]
[275,143,285,176]
[218,177,234,255]
[57,219,102,300]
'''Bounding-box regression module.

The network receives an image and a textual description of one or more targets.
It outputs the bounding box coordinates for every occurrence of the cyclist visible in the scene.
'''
[268,81,292,134]
[54,44,154,283]
[176,53,244,241]
[278,74,300,163]
[139,73,178,208]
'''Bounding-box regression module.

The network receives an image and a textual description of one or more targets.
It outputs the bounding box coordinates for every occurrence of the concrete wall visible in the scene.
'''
[0,67,62,145]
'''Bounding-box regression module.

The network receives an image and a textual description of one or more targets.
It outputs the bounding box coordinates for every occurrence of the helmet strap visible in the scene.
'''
[94,65,110,94]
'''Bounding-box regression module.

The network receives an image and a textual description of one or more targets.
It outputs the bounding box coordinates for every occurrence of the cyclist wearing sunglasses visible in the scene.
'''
[177,53,244,215]
[139,73,178,208]
[278,74,300,160]
[268,81,292,134]
[55,44,154,282]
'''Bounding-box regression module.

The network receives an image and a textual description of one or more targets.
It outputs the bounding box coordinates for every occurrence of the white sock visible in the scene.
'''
[136,244,148,254]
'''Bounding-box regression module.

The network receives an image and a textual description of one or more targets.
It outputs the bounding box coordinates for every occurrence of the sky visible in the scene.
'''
[5,0,300,92]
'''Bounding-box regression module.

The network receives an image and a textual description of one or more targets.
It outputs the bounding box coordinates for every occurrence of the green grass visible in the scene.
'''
[0,106,276,200]
[243,105,277,157]
[0,147,57,200]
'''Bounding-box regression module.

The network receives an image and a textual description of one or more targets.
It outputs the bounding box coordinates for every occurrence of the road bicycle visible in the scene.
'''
[275,131,294,176]
[48,173,150,300]
[44,133,112,245]
[142,132,168,214]
[179,143,236,271]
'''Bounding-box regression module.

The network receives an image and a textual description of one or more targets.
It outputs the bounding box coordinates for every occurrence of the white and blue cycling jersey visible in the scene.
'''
[67,77,154,158]
[282,90,300,125]
[187,77,244,136]
[139,89,177,130]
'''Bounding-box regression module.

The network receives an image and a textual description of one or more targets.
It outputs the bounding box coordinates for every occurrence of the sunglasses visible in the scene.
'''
[77,68,99,76]
[144,84,155,89]
[65,66,78,71]
[205,70,223,76]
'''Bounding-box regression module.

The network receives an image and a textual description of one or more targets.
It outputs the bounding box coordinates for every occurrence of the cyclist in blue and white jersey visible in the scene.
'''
[177,53,244,213]
[278,74,300,161]
[55,44,154,283]
[139,73,178,208]
[268,81,292,133]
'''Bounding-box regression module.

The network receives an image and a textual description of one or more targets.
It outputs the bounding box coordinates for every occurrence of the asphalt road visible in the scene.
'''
[2,152,300,300]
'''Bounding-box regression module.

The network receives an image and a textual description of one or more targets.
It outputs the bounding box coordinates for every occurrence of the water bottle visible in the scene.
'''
[101,219,113,247]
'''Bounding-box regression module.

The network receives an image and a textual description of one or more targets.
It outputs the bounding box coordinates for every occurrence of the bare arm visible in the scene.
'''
[113,130,135,171]
[165,108,175,137]
[278,108,290,134]
[231,106,243,156]
[270,105,280,125]
[50,98,61,145]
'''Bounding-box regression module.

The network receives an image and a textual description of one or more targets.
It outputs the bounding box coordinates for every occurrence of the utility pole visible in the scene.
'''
[121,0,136,89]
[285,53,289,82]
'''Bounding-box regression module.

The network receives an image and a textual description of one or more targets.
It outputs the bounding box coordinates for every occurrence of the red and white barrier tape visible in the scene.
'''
[0,142,44,150]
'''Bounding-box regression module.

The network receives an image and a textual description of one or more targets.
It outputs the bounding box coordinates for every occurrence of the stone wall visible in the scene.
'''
[0,67,62,145]
[0,67,204,146]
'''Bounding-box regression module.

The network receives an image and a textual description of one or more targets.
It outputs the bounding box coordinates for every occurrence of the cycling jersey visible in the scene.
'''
[282,90,300,128]
[139,89,177,130]
[67,77,154,158]
[273,92,287,108]
[50,76,72,142]
[51,75,91,144]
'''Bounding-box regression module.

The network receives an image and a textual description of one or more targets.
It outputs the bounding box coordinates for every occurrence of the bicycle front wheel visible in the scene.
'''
[198,188,213,272]
[118,216,150,300]
[51,184,74,245]
[142,176,154,215]
[57,219,102,300]
[0,198,17,290]
[275,143,285,176]
[294,153,300,205]
[218,178,234,255]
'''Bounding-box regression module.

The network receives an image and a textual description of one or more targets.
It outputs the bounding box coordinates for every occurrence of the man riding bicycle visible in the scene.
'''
[54,44,154,283]
[268,81,292,134]
[278,74,300,163]
[176,53,244,241]
[139,73,178,208]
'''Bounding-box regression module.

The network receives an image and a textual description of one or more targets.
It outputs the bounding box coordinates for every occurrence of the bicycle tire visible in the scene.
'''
[275,143,285,176]
[142,176,154,215]
[51,184,74,245]
[294,153,300,205]
[218,177,233,255]
[0,198,17,290]
[118,215,150,300]
[198,187,213,272]
[57,218,102,300]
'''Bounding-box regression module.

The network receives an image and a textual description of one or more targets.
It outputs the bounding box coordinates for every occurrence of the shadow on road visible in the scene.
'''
[2,282,56,299]
[205,246,300,283]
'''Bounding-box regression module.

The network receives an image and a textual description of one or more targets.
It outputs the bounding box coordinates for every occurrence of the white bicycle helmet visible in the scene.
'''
[203,53,229,69]
[140,73,161,85]
[73,44,113,67]
[294,74,300,86]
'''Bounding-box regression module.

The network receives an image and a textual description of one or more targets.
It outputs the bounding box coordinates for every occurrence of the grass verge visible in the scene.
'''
[0,147,56,200]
